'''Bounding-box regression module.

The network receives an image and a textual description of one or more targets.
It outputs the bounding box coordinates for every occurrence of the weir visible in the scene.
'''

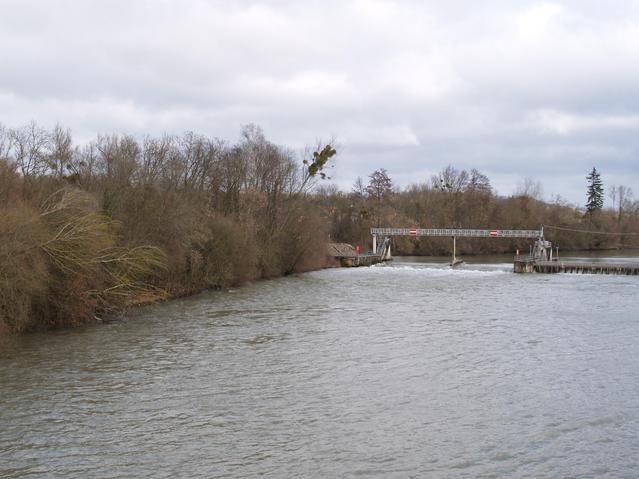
[371,227,544,267]
[330,226,637,274]
[516,258,639,275]
[370,226,638,275]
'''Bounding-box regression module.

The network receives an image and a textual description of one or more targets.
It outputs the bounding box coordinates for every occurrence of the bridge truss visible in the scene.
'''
[370,228,542,239]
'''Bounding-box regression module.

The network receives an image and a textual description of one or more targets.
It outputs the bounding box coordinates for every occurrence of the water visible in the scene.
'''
[2,255,639,478]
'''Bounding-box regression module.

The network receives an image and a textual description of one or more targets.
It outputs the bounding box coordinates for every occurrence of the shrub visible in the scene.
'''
[0,206,49,332]
[0,189,167,334]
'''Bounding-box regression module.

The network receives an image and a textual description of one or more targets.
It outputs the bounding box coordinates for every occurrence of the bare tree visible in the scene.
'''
[515,176,543,200]
[616,185,633,227]
[179,132,221,192]
[467,168,491,193]
[68,142,99,187]
[96,134,139,186]
[432,165,469,193]
[366,169,392,201]
[218,146,246,215]
[9,121,50,177]
[609,184,618,211]
[0,123,12,162]
[48,125,73,179]
[352,176,366,197]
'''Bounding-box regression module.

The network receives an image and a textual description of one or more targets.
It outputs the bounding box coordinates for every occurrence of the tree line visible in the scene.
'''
[1,121,637,335]
[320,165,639,256]
[0,122,334,334]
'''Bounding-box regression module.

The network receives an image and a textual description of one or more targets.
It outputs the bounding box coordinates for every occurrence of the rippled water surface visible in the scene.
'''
[2,255,639,478]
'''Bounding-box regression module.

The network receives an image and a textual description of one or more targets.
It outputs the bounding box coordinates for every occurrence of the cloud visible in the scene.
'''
[0,0,638,204]
[530,110,639,135]
[342,124,420,147]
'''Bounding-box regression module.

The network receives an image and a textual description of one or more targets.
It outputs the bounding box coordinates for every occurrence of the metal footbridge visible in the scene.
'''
[370,227,542,239]
[371,227,545,266]
[352,226,637,274]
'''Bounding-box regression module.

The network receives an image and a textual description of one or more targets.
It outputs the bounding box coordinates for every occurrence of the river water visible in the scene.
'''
[1,254,639,478]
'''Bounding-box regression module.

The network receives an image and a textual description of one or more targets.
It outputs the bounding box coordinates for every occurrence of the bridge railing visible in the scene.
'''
[514,254,535,262]
[371,227,541,238]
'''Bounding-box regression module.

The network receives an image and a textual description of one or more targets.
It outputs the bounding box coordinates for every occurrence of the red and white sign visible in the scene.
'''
[489,230,499,237]
[409,228,417,236]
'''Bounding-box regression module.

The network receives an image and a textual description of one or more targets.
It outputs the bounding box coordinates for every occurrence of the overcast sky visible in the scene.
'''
[1,0,638,205]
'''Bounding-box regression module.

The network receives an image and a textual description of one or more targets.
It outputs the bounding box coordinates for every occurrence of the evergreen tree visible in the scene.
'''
[585,167,604,214]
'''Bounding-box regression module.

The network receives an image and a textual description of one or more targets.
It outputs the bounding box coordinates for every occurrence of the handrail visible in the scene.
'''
[371,227,541,238]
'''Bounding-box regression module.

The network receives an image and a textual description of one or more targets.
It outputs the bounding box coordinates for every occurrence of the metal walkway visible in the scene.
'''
[370,228,541,238]
[370,227,543,266]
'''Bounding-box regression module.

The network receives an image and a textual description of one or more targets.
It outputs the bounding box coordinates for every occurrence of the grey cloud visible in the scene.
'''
[1,0,638,205]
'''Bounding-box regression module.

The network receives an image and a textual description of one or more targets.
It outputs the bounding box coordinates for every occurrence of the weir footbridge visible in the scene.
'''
[371,227,546,268]
[354,226,637,275]
[329,226,638,274]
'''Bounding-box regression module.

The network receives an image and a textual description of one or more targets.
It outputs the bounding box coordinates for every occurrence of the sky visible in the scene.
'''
[1,0,638,205]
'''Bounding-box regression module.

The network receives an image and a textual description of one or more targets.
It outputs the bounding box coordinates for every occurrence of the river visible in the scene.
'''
[1,254,639,478]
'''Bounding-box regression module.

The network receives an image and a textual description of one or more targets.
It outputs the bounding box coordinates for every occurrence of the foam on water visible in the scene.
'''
[316,261,511,278]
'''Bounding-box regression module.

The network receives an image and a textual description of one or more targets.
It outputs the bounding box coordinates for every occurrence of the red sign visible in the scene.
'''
[489,230,498,237]
[409,228,417,236]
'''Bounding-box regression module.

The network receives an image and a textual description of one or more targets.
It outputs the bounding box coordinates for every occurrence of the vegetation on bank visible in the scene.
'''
[0,122,334,334]
[321,165,639,255]
[1,121,637,335]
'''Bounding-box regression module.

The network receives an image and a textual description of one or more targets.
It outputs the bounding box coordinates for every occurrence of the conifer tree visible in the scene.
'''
[585,167,604,215]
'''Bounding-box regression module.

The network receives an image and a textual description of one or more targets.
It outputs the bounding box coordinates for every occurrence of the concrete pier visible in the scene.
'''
[533,261,639,275]
[514,258,639,275]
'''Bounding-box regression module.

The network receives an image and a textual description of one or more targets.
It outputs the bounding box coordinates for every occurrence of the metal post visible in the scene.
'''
[453,236,456,264]
[372,234,377,255]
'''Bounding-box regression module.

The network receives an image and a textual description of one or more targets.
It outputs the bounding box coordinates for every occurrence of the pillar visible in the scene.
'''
[452,236,456,264]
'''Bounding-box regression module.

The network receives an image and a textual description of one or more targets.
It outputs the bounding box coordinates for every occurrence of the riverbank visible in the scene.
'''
[5,238,636,340]
[1,126,336,336]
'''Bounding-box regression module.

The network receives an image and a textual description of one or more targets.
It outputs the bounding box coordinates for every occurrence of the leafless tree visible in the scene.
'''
[467,168,491,193]
[352,176,366,197]
[96,134,139,186]
[48,125,73,179]
[0,123,12,162]
[515,176,543,200]
[366,169,392,201]
[609,185,618,211]
[432,165,469,193]
[136,135,173,187]
[616,185,633,227]
[9,121,50,177]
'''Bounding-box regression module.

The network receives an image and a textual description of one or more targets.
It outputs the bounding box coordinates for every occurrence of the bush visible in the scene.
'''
[186,214,259,289]
[0,206,49,332]
[0,189,167,334]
